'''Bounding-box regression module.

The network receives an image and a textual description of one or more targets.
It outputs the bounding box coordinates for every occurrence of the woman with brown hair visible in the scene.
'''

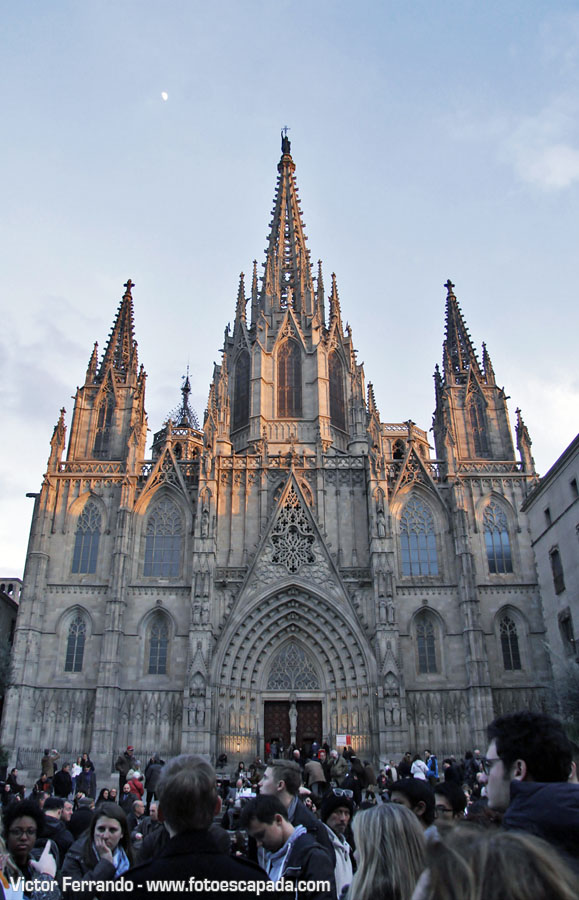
[346,802,425,900]
[61,801,133,897]
[414,825,577,900]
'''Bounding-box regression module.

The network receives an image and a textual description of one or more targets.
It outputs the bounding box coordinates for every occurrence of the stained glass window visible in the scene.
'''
[278,341,302,418]
[400,497,438,576]
[144,498,182,577]
[416,613,437,673]
[148,616,169,674]
[65,615,86,672]
[484,502,512,573]
[72,502,101,574]
[500,616,521,670]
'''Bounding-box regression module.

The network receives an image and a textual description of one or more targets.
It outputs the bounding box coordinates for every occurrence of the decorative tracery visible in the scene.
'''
[400,496,438,576]
[271,487,315,573]
[484,502,512,573]
[267,642,320,690]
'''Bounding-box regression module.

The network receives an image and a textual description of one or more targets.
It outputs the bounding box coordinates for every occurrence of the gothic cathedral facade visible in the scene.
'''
[2,137,552,773]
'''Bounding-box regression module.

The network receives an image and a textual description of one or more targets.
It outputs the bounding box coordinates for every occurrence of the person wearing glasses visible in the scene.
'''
[433,782,467,822]
[485,711,579,873]
[2,799,60,899]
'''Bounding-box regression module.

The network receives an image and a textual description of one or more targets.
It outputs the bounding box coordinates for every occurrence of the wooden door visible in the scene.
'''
[297,700,322,754]
[264,701,290,755]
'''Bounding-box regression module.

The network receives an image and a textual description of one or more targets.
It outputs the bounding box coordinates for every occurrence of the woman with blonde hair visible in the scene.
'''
[414,825,577,900]
[347,802,426,900]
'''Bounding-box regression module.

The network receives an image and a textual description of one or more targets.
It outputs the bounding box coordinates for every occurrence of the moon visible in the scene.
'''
[161,92,168,101]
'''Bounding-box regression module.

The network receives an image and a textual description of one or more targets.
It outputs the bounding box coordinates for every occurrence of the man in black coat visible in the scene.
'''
[53,763,73,799]
[39,796,74,863]
[108,755,269,900]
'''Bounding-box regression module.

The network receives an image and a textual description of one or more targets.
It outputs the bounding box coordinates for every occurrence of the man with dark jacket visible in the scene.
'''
[108,754,269,900]
[40,797,74,862]
[486,710,578,871]
[115,745,136,792]
[241,795,336,900]
[68,797,95,839]
[144,755,164,809]
[53,763,73,799]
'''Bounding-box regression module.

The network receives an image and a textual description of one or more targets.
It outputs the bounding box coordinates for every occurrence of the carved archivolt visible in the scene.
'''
[215,588,372,693]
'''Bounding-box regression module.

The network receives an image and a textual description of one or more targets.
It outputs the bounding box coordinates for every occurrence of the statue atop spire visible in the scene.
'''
[281,126,291,156]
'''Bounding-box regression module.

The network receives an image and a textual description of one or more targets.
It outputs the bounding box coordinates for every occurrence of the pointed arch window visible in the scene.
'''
[148,615,169,674]
[415,612,438,673]
[400,497,438,576]
[93,388,115,458]
[468,396,489,457]
[484,502,512,574]
[329,352,346,431]
[500,616,521,670]
[144,498,183,577]
[277,340,302,418]
[233,351,250,429]
[64,614,87,672]
[72,502,101,574]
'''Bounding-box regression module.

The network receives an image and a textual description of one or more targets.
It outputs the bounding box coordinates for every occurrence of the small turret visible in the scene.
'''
[515,408,536,474]
[47,408,66,472]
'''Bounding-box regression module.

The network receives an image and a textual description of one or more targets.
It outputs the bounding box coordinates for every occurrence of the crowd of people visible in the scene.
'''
[0,711,578,899]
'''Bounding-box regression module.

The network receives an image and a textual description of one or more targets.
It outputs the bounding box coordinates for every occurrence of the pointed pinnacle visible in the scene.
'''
[236,272,247,322]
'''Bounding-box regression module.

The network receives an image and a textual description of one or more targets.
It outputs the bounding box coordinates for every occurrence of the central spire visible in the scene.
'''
[258,133,314,320]
[98,279,138,381]
[442,279,482,384]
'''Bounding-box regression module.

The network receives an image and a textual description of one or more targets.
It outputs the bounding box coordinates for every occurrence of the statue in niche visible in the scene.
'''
[352,707,359,732]
[190,671,205,697]
[193,603,201,625]
[377,508,386,538]
[331,703,338,735]
[201,507,209,538]
[289,701,298,745]
[201,603,209,625]
[379,600,387,624]
[387,597,395,625]
[362,704,370,732]
[195,702,205,726]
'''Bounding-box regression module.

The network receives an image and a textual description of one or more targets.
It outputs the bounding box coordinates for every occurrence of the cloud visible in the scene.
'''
[501,101,579,190]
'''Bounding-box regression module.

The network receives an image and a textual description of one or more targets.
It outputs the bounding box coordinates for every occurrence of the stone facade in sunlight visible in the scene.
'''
[1,137,551,775]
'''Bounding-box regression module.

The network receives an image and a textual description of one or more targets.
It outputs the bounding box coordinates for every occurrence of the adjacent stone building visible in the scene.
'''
[1,136,551,776]
[522,433,579,678]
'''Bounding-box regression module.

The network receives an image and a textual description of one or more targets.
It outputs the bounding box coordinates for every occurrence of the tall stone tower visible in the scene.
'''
[2,137,551,776]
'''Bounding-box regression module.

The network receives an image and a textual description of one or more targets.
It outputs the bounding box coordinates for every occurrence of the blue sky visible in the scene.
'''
[1,0,578,574]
